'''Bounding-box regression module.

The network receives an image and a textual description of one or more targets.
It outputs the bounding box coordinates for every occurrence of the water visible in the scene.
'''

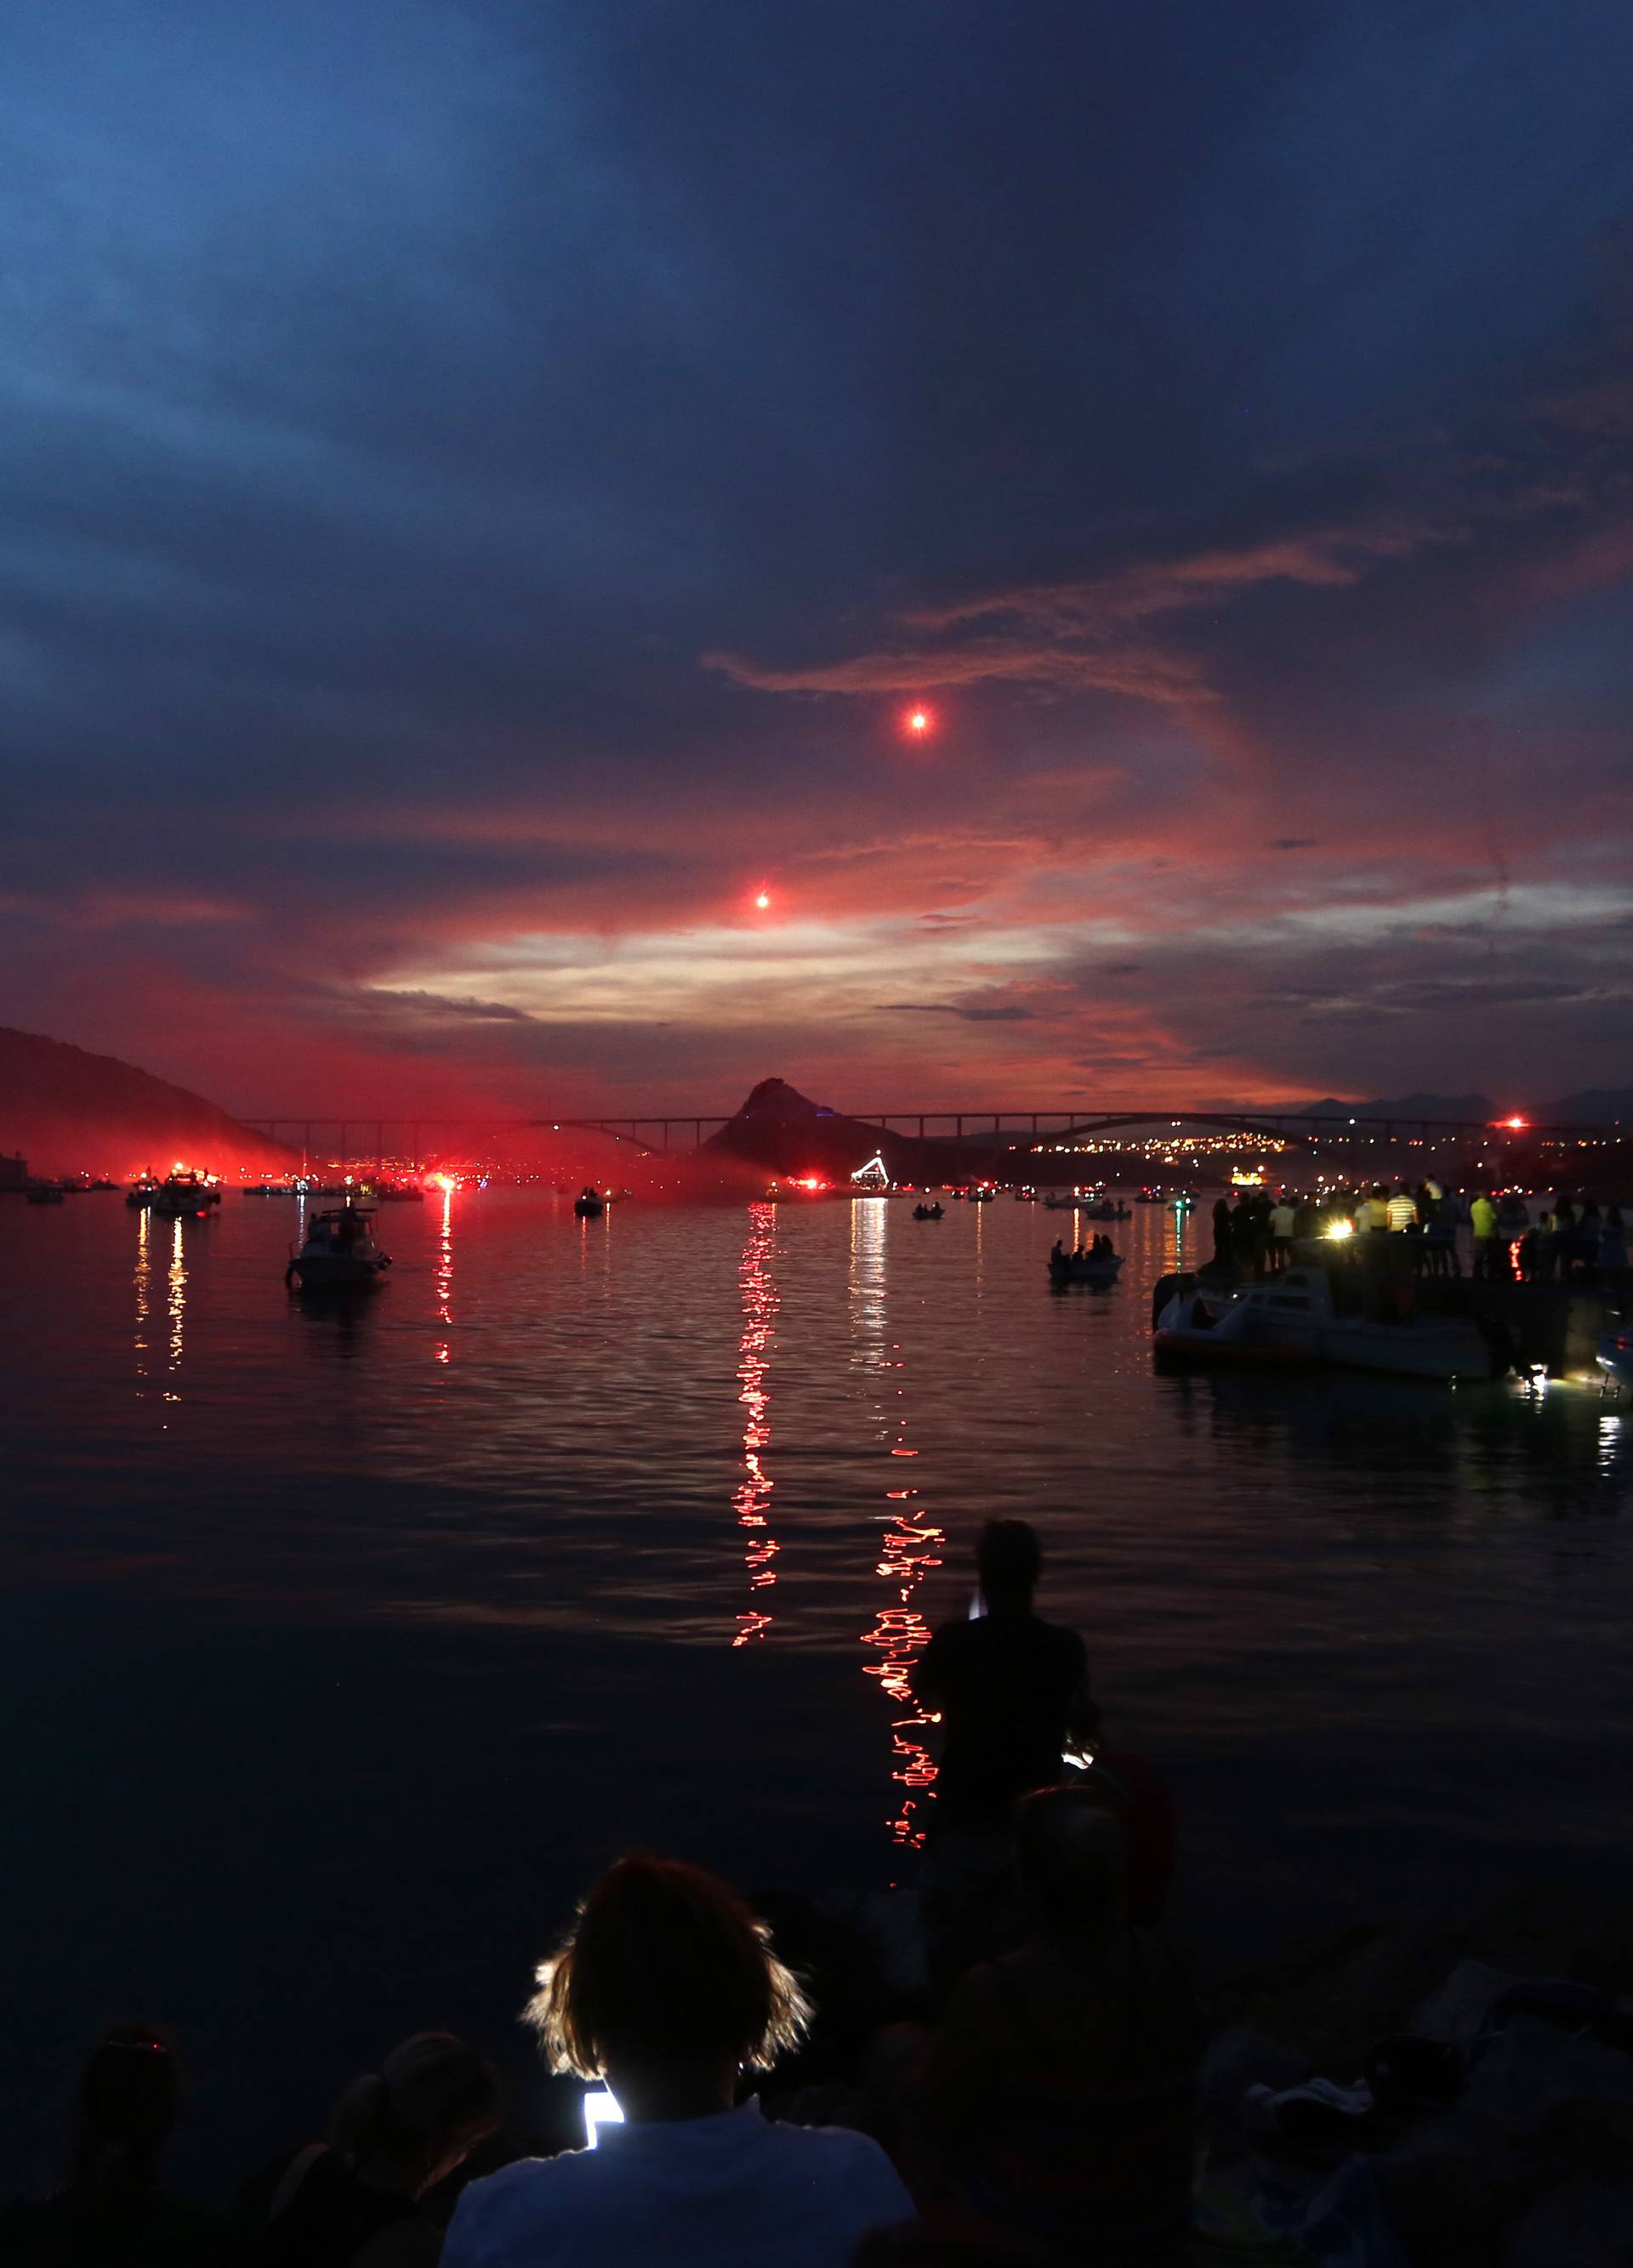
[3,1189,1630,2191]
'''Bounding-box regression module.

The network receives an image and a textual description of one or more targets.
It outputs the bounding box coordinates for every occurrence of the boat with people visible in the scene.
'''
[1047,1240,1124,1286]
[285,1206,392,1290]
[966,1185,996,1202]
[912,1202,945,1220]
[574,1187,606,1219]
[1078,1198,1130,1221]
[1152,1266,1493,1381]
[125,1175,160,1208]
[149,1170,221,1218]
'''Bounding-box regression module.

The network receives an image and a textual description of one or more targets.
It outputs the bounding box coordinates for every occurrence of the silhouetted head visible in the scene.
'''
[329,2033,500,2197]
[1013,1784,1130,1948]
[976,1518,1042,1611]
[70,2026,180,2197]
[528,1854,809,2102]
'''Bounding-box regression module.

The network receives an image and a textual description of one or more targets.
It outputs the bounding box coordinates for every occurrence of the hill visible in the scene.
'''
[0,1026,293,1179]
[703,1077,989,1183]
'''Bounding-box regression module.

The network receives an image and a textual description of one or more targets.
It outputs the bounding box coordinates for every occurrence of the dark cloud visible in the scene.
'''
[0,2,1630,1109]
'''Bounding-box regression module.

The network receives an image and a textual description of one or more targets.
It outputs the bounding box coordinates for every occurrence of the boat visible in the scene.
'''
[912,1202,945,1220]
[285,1206,392,1289]
[574,1187,606,1219]
[1043,1189,1101,1211]
[125,1176,160,1208]
[376,1180,427,1202]
[1135,1186,1166,1205]
[149,1170,221,1218]
[1048,1248,1125,1286]
[968,1186,996,1202]
[1078,1199,1130,1221]
[1596,1325,1633,1393]
[1153,1266,1492,1381]
[26,1183,65,1205]
[1152,1281,1317,1367]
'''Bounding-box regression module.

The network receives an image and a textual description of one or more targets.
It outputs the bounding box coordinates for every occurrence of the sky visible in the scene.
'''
[3,0,1631,1117]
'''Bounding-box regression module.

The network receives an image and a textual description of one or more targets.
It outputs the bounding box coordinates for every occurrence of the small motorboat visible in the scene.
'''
[1135,1186,1165,1205]
[125,1176,160,1208]
[1078,1199,1131,1221]
[150,1170,221,1218]
[1152,1281,1316,1367]
[912,1202,945,1220]
[1153,1267,1491,1381]
[26,1182,65,1205]
[1048,1248,1125,1287]
[968,1186,996,1202]
[574,1187,606,1219]
[286,1206,392,1289]
[376,1180,427,1202]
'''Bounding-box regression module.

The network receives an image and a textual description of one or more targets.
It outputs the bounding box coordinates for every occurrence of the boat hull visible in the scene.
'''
[1049,1257,1124,1286]
[1153,1328,1312,1367]
[286,1255,390,1287]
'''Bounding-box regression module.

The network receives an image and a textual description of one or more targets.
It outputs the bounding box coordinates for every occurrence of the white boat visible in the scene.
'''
[1154,1267,1491,1381]
[286,1206,392,1288]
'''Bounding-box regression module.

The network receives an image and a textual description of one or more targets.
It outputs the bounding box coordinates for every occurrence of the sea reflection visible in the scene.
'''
[163,1215,185,1407]
[731,1202,779,1646]
[435,1186,454,1366]
[852,1196,943,1855]
[132,1203,151,1393]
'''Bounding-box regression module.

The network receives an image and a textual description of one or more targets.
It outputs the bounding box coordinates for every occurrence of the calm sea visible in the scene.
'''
[3,1189,1630,2191]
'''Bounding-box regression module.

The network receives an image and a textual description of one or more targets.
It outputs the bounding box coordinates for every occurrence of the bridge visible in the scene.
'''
[236,1106,1602,1167]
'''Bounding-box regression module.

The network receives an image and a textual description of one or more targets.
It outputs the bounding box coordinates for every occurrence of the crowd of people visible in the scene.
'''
[1210,1182,1628,1285]
[2,1523,1193,2268]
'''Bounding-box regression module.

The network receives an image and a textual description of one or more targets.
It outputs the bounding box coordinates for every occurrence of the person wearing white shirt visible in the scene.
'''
[442,1854,913,2268]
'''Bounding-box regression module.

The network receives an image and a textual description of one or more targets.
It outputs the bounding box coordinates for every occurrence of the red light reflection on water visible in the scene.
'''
[434,1186,453,1365]
[731,1202,780,1646]
[851,1200,943,1850]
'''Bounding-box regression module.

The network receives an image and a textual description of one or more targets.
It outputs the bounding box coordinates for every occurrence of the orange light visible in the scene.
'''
[905,707,931,736]
[1498,1115,1528,1131]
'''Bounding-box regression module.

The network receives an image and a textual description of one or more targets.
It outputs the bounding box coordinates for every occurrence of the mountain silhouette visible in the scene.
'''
[0,1026,292,1178]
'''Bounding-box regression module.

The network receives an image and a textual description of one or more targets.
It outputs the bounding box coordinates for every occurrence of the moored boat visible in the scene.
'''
[150,1170,221,1218]
[26,1182,66,1205]
[574,1186,606,1219]
[285,1206,392,1289]
[1153,1267,1492,1381]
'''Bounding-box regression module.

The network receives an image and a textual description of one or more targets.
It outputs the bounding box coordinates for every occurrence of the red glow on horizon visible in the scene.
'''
[1495,1114,1528,1130]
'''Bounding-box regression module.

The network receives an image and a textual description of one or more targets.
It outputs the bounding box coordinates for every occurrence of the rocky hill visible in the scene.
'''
[0,1026,293,1179]
[703,1077,991,1182]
